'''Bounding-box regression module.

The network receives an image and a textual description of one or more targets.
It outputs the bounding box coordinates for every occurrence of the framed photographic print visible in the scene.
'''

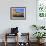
[10,7,26,20]
[37,0,46,18]
[36,0,46,26]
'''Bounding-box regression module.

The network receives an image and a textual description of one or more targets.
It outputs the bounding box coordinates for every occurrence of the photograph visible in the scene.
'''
[10,7,26,20]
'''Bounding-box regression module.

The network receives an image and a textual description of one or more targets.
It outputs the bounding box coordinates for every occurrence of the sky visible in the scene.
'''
[15,8,24,13]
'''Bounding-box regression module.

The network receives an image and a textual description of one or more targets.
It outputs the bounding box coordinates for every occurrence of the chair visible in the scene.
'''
[4,27,19,46]
[18,33,30,46]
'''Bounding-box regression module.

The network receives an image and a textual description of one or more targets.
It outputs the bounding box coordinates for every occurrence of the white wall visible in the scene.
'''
[0,0,37,42]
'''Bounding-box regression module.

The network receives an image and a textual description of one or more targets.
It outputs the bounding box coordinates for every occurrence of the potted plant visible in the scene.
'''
[32,24,45,30]
[32,25,39,30]
[40,26,45,29]
[33,32,46,43]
